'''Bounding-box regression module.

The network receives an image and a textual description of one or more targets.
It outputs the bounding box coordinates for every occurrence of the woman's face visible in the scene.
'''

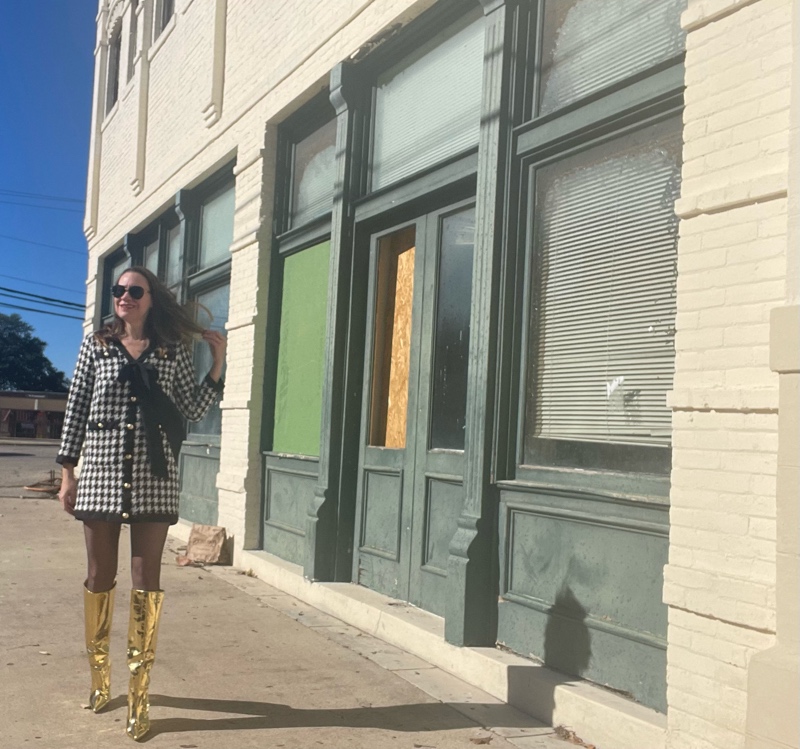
[114,271,153,328]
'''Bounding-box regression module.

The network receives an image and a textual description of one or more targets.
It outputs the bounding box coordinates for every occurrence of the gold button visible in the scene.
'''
[97,422,104,428]
[122,512,129,519]
[103,351,109,357]
[124,454,133,460]
[126,423,134,430]
[123,482,131,489]
[130,396,137,402]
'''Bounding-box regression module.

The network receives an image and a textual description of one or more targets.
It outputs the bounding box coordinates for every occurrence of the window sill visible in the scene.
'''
[148,14,176,62]
[101,101,120,132]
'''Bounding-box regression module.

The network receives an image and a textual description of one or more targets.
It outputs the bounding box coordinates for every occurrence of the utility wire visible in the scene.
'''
[0,232,85,255]
[0,287,84,311]
[0,188,84,204]
[0,273,85,297]
[0,199,84,214]
[0,301,84,321]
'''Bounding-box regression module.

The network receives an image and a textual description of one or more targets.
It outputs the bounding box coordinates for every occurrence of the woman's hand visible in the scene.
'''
[59,470,77,516]
[203,329,227,382]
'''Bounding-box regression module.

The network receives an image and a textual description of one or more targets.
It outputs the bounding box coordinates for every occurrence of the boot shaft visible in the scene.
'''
[83,582,116,714]
[127,589,164,675]
[126,589,164,741]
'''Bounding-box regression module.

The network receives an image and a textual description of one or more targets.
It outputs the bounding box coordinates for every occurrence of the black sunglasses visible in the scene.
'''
[111,284,149,300]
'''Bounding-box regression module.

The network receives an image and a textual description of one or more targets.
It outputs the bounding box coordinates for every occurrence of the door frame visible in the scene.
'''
[351,196,477,608]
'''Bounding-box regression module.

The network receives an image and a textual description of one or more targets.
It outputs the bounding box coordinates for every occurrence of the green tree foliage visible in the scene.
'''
[0,313,69,392]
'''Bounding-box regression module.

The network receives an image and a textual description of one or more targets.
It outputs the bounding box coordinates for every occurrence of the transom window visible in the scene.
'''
[370,9,485,190]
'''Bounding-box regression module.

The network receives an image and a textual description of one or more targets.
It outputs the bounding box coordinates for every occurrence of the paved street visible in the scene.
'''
[0,439,61,499]
[0,445,567,749]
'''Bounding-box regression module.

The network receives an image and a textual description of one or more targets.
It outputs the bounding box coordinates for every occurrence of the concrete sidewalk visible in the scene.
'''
[0,495,568,749]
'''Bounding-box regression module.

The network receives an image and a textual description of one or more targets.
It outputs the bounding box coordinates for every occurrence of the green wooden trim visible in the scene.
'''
[353,153,478,223]
[516,62,685,158]
[275,221,332,256]
[444,0,524,647]
[498,472,671,504]
[304,61,372,582]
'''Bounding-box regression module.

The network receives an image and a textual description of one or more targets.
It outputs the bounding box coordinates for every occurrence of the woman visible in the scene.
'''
[57,266,226,741]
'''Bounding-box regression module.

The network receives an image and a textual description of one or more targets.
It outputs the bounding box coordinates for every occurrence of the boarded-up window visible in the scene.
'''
[272,241,331,457]
[369,227,416,448]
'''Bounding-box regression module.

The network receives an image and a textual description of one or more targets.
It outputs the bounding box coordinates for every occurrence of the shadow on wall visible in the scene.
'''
[506,584,592,725]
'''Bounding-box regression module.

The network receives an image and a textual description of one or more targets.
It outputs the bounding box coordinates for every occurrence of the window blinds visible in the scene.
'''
[198,184,234,269]
[525,118,681,455]
[539,0,687,116]
[371,10,484,191]
[291,118,337,227]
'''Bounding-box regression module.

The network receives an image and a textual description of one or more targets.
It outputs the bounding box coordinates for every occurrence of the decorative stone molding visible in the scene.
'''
[202,0,228,128]
[131,0,153,195]
[675,173,788,219]
[667,387,780,413]
[681,0,761,33]
[85,1,110,241]
[106,0,126,34]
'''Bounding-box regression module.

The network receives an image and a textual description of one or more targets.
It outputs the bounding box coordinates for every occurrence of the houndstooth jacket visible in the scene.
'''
[57,333,223,524]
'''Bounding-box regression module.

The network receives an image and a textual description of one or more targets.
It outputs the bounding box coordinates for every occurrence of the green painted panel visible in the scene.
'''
[497,488,669,711]
[360,469,403,559]
[262,456,317,566]
[273,241,330,456]
[422,477,462,574]
[179,451,220,525]
[265,467,310,534]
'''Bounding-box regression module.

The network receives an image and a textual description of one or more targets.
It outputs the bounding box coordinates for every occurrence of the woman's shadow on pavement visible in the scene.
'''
[101,693,547,741]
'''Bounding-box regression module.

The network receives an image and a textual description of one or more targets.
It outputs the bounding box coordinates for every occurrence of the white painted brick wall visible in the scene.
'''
[667,0,794,747]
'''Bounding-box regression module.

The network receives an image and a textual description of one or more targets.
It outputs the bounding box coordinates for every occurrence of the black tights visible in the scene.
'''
[83,521,170,593]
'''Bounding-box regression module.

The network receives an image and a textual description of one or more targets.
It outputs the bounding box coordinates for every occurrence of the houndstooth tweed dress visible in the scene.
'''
[57,334,223,524]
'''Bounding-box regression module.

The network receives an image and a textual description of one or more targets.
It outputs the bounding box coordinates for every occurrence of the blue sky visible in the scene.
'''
[0,3,96,378]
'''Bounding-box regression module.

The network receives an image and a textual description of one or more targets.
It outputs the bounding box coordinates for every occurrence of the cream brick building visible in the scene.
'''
[81,1,798,747]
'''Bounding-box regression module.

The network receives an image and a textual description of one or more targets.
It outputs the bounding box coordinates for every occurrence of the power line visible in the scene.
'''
[0,199,84,214]
[0,273,85,297]
[0,232,86,256]
[0,288,85,311]
[0,188,84,204]
[0,301,84,321]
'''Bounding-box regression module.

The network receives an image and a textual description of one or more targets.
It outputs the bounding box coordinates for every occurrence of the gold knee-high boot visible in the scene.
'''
[83,582,116,713]
[125,589,164,741]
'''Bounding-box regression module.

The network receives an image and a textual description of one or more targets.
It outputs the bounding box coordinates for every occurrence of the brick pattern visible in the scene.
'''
[667,607,774,749]
[666,1,793,747]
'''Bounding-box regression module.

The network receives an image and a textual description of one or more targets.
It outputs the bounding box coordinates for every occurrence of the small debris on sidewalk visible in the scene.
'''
[555,726,595,748]
[23,470,61,495]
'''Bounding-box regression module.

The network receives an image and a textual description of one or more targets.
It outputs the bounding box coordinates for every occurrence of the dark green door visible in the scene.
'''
[354,203,475,615]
